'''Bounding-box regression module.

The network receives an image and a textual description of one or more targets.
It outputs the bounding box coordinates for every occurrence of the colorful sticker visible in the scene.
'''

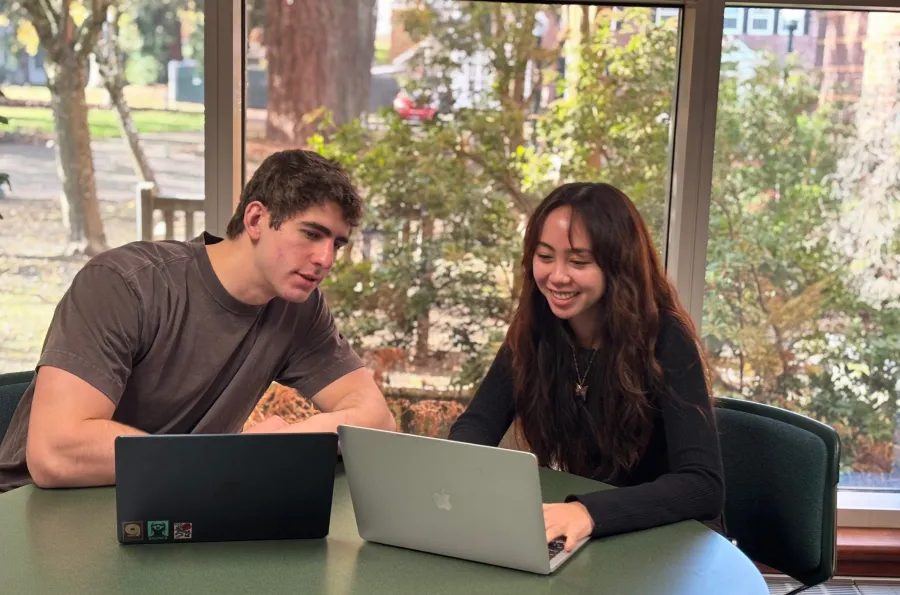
[174,522,193,540]
[147,520,170,541]
[122,521,143,541]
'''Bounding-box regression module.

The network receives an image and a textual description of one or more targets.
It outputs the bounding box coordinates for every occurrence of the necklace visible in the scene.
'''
[572,346,597,399]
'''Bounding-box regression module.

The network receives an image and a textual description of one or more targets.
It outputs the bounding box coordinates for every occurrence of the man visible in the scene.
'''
[0,149,395,492]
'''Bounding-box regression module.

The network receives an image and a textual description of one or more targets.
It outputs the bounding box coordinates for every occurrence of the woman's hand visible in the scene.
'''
[543,501,594,551]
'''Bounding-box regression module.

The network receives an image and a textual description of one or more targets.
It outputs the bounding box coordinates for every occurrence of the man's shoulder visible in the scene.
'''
[85,238,200,282]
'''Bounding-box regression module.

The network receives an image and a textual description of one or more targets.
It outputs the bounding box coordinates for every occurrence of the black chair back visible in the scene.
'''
[0,370,35,443]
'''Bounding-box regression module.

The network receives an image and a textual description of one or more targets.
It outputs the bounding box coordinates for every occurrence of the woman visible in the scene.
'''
[447,182,724,552]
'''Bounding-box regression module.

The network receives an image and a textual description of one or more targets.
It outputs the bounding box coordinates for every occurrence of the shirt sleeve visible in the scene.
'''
[276,289,364,398]
[38,263,144,406]
[564,316,725,538]
[446,345,516,446]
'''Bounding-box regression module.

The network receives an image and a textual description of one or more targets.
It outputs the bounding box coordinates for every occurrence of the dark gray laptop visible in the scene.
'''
[114,432,338,545]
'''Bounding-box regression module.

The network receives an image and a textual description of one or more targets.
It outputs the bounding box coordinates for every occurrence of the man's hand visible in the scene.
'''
[243,415,289,434]
[543,502,594,552]
[279,368,395,434]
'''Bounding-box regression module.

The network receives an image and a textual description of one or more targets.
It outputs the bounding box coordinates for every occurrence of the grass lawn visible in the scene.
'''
[1,83,204,112]
[1,106,204,139]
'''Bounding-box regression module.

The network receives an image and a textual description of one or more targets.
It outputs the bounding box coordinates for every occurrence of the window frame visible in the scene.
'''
[204,0,244,234]
[723,6,744,33]
[205,0,900,529]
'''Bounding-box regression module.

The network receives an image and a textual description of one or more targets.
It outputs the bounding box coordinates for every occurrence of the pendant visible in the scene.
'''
[575,383,587,398]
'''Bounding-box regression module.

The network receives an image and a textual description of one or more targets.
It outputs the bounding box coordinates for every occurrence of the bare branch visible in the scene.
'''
[709,365,743,395]
[36,0,60,36]
[523,44,564,108]
[60,0,70,43]
[456,146,537,215]
[749,263,792,374]
[75,0,113,60]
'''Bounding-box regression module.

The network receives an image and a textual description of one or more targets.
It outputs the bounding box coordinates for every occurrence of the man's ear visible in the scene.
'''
[243,201,268,240]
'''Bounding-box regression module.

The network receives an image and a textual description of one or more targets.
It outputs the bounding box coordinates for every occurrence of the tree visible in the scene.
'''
[313,114,519,376]
[812,21,900,476]
[311,3,895,477]
[313,4,678,378]
[539,8,677,247]
[94,3,156,186]
[129,0,182,83]
[12,0,112,255]
[703,49,900,475]
[263,0,377,145]
[398,5,677,294]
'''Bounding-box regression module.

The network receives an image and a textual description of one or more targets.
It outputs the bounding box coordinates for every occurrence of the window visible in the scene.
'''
[0,2,207,374]
[243,2,682,438]
[655,7,680,26]
[723,7,743,34]
[777,8,806,36]
[706,8,900,491]
[747,8,775,35]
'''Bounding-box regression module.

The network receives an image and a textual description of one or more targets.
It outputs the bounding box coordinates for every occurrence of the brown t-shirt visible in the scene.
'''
[0,232,363,492]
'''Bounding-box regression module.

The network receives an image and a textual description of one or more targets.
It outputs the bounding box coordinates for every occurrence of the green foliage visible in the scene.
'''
[129,1,181,83]
[1,106,203,138]
[539,8,677,247]
[312,111,519,384]
[115,0,204,83]
[125,54,163,86]
[311,3,898,475]
[183,5,204,78]
[314,4,678,384]
[703,48,900,475]
[374,39,390,66]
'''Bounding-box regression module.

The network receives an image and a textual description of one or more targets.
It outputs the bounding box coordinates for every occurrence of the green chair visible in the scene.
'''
[0,370,35,443]
[715,397,840,594]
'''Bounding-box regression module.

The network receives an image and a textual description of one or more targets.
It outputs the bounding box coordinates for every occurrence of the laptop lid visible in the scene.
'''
[114,432,338,545]
[337,425,584,575]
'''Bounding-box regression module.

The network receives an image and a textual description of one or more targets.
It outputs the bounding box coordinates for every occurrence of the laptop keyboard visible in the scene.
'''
[548,538,566,559]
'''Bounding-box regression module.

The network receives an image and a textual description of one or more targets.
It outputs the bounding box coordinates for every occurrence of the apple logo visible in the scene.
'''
[432,490,452,511]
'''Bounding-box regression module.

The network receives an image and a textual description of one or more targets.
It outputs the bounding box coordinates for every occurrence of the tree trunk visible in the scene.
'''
[22,0,112,256]
[96,9,158,186]
[106,82,157,185]
[414,216,435,365]
[47,58,109,255]
[265,0,377,144]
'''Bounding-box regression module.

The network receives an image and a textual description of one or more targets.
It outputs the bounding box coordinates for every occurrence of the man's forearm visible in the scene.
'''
[281,393,396,434]
[27,419,146,488]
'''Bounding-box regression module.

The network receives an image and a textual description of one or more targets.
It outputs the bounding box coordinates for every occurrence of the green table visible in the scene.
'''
[0,466,768,595]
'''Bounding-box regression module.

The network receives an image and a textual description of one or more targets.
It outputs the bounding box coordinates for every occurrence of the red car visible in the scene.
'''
[393,90,438,122]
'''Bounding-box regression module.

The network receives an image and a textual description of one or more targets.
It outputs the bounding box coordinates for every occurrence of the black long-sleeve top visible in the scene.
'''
[447,313,726,539]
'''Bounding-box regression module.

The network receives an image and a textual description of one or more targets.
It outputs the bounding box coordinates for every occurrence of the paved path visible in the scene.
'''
[0,132,205,202]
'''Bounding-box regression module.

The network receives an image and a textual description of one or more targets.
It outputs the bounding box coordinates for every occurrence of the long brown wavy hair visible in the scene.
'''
[507,182,708,480]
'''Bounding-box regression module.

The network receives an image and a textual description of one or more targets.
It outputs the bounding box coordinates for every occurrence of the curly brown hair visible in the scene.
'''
[226,149,362,239]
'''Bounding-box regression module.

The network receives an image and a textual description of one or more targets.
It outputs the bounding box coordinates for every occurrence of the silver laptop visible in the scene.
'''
[337,425,589,574]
